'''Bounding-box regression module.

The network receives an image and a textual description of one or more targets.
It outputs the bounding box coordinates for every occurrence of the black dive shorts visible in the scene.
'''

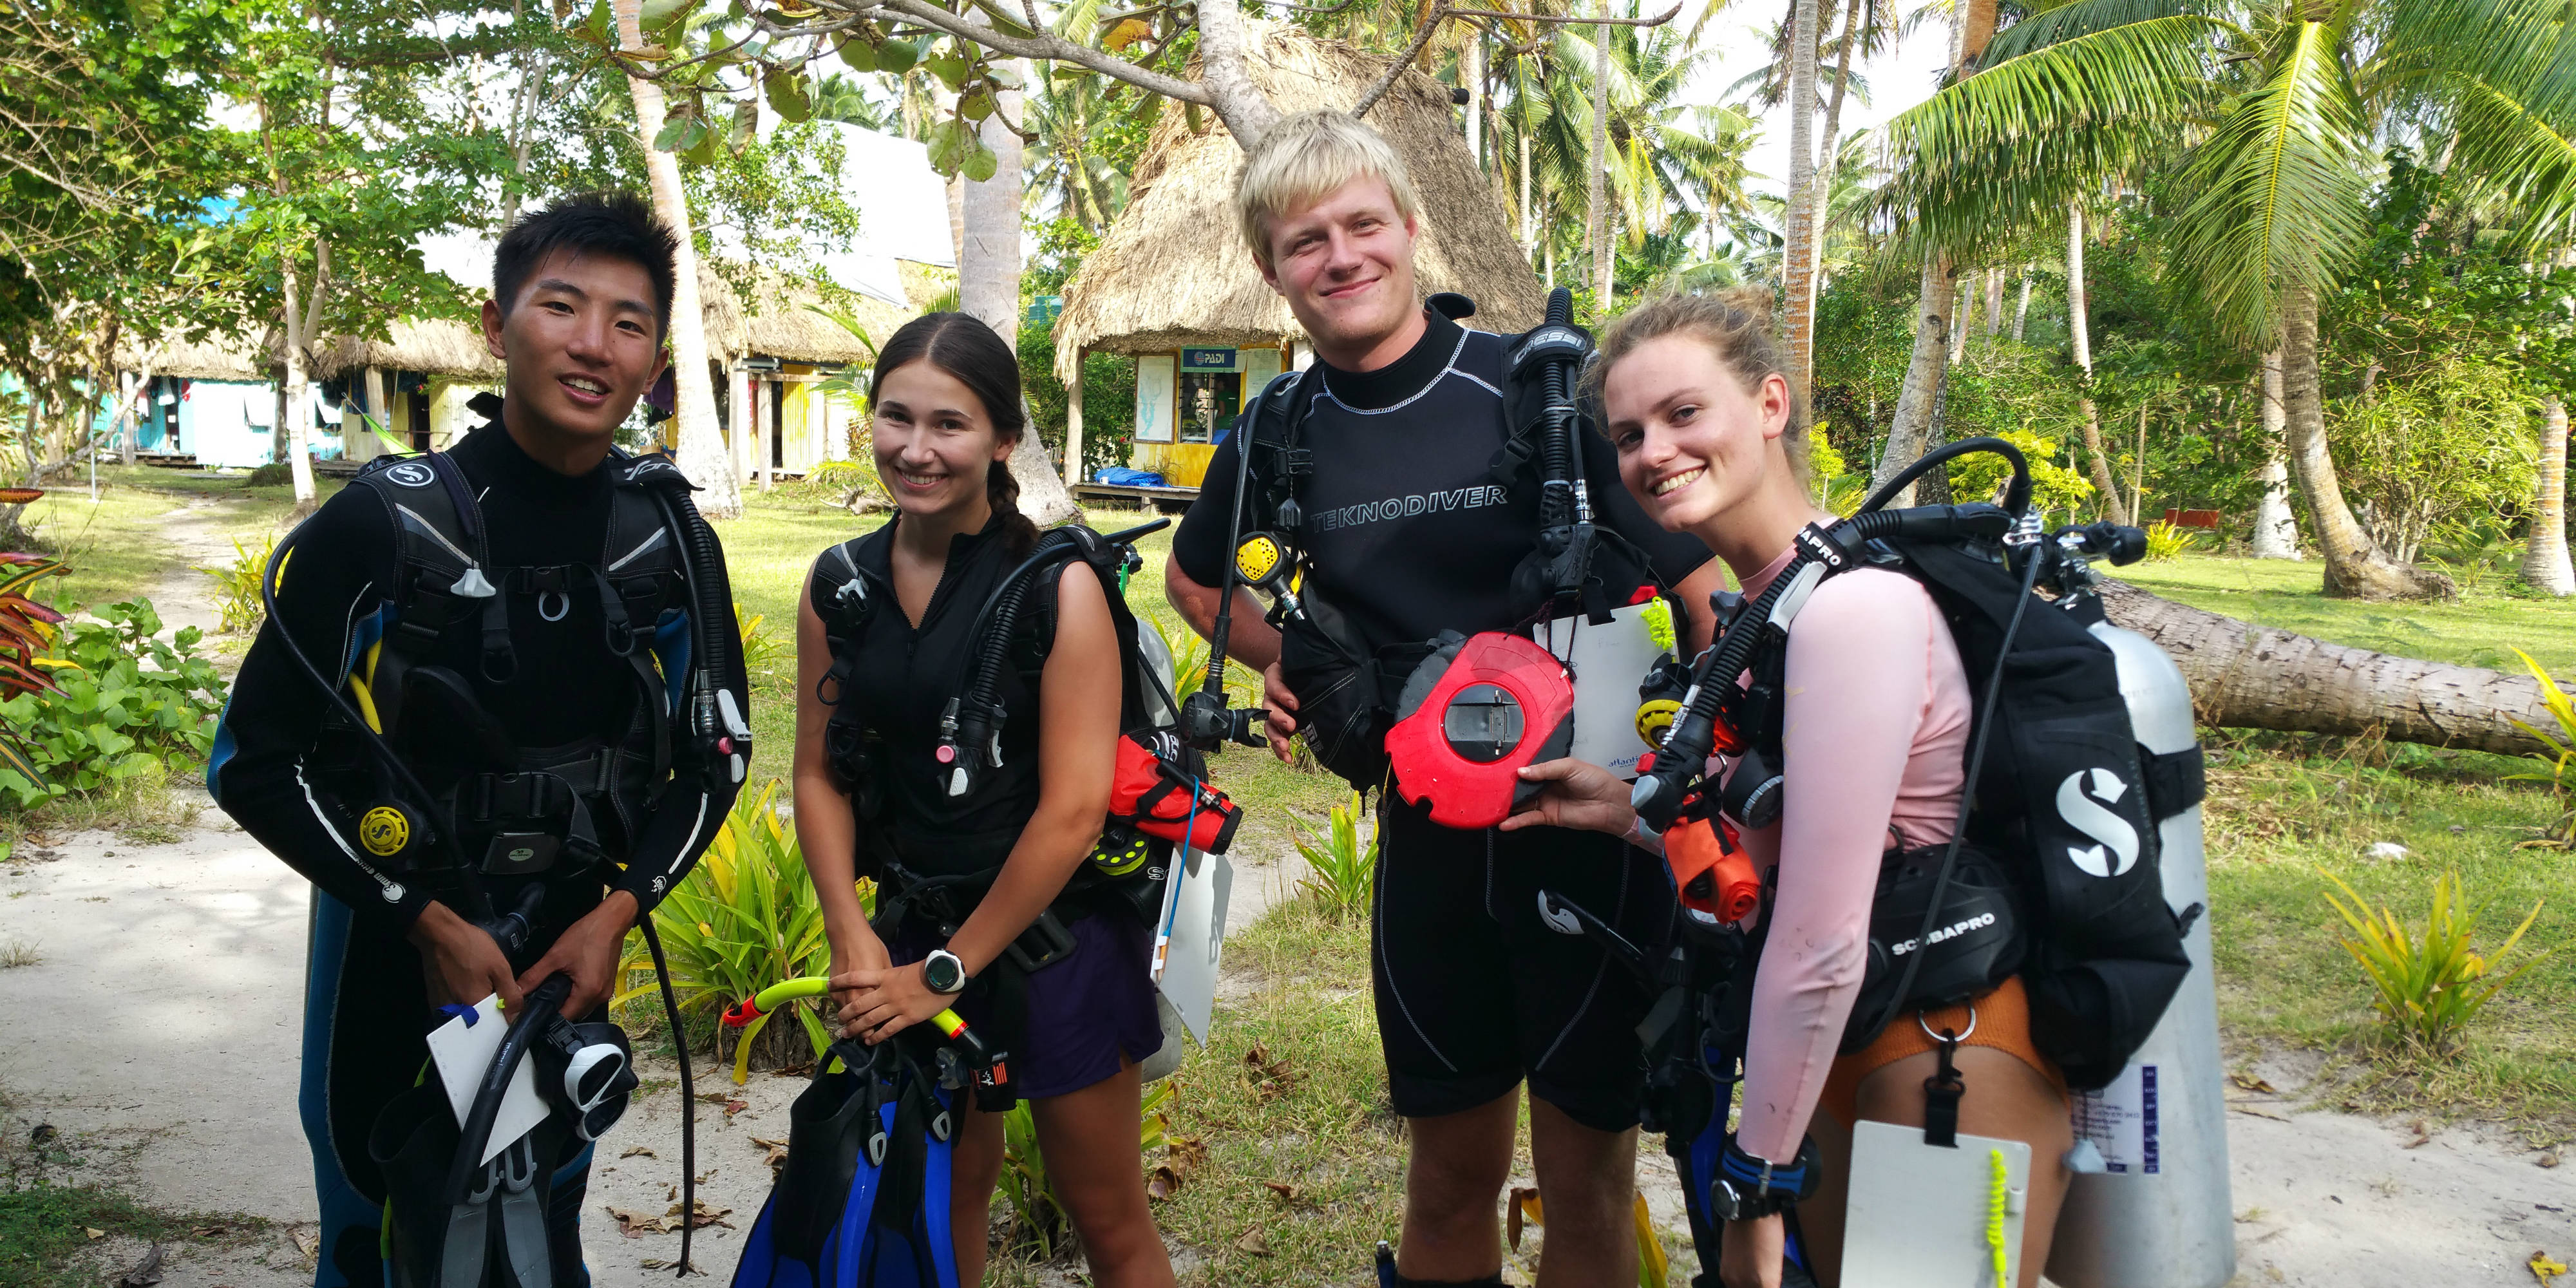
[1369,795,1678,1133]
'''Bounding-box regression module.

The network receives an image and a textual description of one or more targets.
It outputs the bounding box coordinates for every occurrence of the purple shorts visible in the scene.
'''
[891,911,1164,1100]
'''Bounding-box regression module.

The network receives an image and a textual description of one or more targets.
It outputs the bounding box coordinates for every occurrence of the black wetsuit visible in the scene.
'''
[211,413,742,1288]
[1173,308,1715,1130]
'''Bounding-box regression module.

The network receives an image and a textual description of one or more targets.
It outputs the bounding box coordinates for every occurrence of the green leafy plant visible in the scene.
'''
[1293,792,1378,922]
[1155,618,1257,710]
[0,599,226,808]
[616,779,870,1081]
[195,532,276,635]
[2317,867,2550,1056]
[737,601,784,695]
[2506,647,2576,848]
[996,1078,1173,1256]
[2142,520,2197,563]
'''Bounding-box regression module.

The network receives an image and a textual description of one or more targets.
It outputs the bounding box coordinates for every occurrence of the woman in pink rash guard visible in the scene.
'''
[1502,292,2071,1288]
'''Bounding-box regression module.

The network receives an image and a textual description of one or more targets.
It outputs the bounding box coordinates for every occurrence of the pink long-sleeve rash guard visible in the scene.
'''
[1726,544,1973,1164]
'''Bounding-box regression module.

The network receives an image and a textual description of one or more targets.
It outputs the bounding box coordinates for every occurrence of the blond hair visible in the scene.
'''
[1236,111,1421,270]
[1593,287,1812,480]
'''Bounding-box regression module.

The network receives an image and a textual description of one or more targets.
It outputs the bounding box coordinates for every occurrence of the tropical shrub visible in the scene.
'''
[2506,648,2576,848]
[0,599,226,808]
[737,602,785,696]
[2143,520,2195,563]
[1293,792,1378,922]
[1155,618,1258,710]
[616,779,873,1081]
[2317,867,2550,1056]
[2328,355,2537,565]
[196,533,276,634]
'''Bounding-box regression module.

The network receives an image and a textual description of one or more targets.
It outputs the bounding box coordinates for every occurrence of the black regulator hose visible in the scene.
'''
[947,520,1171,781]
[1627,437,2034,832]
[258,522,495,923]
[444,972,572,1204]
[1539,288,1577,524]
[647,482,752,1280]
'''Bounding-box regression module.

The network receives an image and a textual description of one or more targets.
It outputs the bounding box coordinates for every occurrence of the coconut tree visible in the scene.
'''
[1877,0,2576,597]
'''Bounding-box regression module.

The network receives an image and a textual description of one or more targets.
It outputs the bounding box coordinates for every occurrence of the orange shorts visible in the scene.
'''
[1819,976,2069,1126]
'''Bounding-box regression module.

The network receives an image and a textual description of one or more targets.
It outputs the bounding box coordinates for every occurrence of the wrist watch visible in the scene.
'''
[920,948,969,996]
[1711,1132,1821,1222]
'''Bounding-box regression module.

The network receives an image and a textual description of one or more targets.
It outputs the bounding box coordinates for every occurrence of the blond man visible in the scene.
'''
[1167,112,1723,1287]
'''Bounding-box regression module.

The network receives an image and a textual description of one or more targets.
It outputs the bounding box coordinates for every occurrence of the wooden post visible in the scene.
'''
[1064,346,1085,489]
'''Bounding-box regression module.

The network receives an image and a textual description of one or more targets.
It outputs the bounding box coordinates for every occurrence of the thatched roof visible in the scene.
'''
[310,317,504,381]
[725,269,914,366]
[117,330,269,381]
[1053,26,1542,379]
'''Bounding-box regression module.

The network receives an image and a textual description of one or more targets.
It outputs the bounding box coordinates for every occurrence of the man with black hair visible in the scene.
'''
[213,191,749,1288]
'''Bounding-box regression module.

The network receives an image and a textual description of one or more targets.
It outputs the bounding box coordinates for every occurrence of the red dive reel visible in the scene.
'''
[1385,631,1577,829]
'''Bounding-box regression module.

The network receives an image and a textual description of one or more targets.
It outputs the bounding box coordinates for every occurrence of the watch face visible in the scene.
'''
[924,952,963,993]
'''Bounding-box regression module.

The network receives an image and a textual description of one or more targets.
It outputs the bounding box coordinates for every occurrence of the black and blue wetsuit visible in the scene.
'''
[211,412,743,1288]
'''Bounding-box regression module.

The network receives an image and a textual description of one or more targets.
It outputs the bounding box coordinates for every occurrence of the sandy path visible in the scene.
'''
[144,499,256,643]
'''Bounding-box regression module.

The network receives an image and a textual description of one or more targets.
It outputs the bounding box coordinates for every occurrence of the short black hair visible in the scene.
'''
[492,192,679,341]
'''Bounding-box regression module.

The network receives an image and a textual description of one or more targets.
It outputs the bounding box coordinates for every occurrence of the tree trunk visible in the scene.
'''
[1781,0,1821,398]
[1875,0,1994,500]
[1873,253,1955,501]
[2098,580,2554,755]
[279,262,319,509]
[2012,271,2031,342]
[1949,281,1975,365]
[1589,0,1612,306]
[614,0,740,518]
[2251,350,2302,559]
[1463,35,1483,166]
[1799,0,1862,363]
[960,71,1078,527]
[2280,286,2452,599]
[2524,394,2573,594]
[2067,202,2126,526]
[1983,266,2004,343]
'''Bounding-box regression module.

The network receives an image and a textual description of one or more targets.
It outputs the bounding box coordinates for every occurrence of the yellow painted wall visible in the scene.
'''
[1132,442,1218,488]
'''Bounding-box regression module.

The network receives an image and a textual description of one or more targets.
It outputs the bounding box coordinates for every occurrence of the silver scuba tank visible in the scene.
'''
[2046,621,2235,1288]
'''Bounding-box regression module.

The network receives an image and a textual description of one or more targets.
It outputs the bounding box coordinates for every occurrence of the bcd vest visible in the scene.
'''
[1718,526,2205,1092]
[1230,302,1669,791]
[811,521,1240,937]
[317,446,694,881]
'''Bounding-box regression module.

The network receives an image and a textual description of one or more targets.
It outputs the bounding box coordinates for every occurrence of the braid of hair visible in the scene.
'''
[987,455,1039,555]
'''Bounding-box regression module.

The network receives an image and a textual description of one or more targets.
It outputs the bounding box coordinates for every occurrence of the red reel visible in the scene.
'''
[1385,632,1576,830]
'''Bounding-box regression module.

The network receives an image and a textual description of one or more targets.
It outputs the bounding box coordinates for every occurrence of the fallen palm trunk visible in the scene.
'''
[2097,580,2555,757]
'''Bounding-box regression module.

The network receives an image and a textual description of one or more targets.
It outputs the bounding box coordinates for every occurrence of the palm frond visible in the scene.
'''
[2168,19,2374,342]
[1976,0,2226,68]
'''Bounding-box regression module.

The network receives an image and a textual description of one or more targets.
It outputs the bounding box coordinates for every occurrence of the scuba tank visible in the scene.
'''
[2047,622,2234,1288]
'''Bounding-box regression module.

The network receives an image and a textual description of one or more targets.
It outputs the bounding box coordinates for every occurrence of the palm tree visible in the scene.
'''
[1879,0,2576,598]
[1027,66,1133,232]
[1490,3,1752,295]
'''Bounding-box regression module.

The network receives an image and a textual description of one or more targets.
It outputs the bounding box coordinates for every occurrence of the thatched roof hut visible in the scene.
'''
[116,331,269,382]
[1052,24,1542,381]
[725,269,913,366]
[310,317,505,381]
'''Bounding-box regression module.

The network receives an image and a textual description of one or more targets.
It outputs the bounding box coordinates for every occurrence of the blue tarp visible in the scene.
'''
[1092,466,1168,487]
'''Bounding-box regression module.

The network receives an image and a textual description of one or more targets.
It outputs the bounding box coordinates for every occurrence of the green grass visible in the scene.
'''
[2119,552,2576,674]
[2202,731,2576,1137]
[0,1177,269,1288]
[90,463,343,518]
[1121,901,1405,1287]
